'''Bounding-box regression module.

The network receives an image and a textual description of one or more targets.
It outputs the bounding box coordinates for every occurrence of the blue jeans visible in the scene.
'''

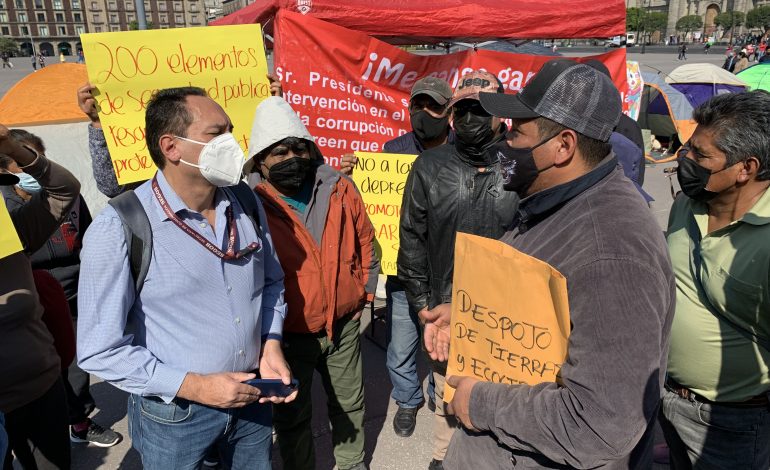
[659,387,770,469]
[128,394,272,470]
[386,277,434,408]
[0,412,6,465]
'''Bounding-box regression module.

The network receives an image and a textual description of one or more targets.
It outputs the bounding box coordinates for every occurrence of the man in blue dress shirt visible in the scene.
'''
[77,87,294,470]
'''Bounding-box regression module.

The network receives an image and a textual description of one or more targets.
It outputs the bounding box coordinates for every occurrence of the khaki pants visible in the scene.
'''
[432,372,459,461]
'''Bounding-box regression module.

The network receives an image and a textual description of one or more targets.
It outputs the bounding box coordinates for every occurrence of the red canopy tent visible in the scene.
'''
[211,0,626,45]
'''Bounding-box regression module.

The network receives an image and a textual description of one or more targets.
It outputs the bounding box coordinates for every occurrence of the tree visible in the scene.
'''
[646,12,669,34]
[676,15,703,34]
[714,11,745,29]
[626,7,645,32]
[626,8,667,43]
[747,6,770,32]
[0,37,19,56]
[128,20,155,30]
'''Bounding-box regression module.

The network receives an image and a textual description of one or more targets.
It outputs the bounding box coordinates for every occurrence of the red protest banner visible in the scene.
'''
[275,10,627,168]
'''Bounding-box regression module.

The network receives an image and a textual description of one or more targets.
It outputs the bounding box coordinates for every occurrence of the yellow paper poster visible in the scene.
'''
[444,233,571,402]
[81,24,270,184]
[0,198,23,259]
[351,152,417,276]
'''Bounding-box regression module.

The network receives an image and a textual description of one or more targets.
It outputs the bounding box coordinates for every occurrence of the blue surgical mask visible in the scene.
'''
[16,172,42,193]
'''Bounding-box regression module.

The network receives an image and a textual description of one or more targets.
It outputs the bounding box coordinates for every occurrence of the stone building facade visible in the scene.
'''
[1,0,211,57]
[84,0,207,33]
[221,0,254,16]
[1,0,87,56]
[627,0,770,40]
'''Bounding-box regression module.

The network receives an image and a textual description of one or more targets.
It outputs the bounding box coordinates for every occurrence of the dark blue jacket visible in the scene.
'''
[383,130,455,155]
[610,132,653,203]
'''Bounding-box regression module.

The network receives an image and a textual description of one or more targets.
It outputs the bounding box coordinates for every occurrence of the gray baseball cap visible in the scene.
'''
[410,76,453,106]
[479,59,621,142]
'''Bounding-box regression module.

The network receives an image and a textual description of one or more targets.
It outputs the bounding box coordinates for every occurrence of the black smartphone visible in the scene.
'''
[243,378,299,397]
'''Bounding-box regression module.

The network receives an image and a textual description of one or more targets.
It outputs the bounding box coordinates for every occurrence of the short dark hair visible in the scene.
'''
[145,87,208,170]
[535,117,612,167]
[9,129,46,153]
[692,90,770,180]
[0,154,14,170]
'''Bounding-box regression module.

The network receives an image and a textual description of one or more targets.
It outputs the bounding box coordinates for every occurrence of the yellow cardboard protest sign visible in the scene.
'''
[82,24,270,184]
[444,233,571,402]
[0,198,23,259]
[352,152,416,276]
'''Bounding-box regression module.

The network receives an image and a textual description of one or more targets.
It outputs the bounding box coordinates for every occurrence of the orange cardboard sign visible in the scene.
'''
[445,233,571,401]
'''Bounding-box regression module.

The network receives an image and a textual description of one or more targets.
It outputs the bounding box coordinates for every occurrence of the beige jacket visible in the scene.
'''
[734,57,750,74]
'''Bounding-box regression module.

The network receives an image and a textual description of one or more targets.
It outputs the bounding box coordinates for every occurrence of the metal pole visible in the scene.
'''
[729,0,735,46]
[135,0,147,29]
[642,0,649,54]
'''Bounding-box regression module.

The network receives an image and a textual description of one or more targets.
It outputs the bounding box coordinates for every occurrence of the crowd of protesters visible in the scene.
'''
[722,36,770,73]
[1,55,769,470]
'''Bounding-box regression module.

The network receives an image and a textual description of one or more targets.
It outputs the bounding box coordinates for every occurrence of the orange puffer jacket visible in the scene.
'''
[254,166,380,338]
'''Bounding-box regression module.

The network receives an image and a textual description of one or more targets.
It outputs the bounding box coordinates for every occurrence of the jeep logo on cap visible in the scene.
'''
[458,77,491,90]
[297,0,312,14]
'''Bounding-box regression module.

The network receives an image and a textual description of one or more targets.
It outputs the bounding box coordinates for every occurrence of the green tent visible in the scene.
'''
[736,63,770,91]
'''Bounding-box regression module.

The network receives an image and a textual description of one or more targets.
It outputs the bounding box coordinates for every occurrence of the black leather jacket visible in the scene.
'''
[397,141,519,313]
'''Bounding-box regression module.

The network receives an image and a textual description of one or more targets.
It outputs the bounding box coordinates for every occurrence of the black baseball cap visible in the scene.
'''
[479,59,621,142]
[584,59,611,78]
[0,173,19,186]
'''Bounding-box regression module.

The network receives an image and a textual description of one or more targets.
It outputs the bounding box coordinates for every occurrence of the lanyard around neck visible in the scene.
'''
[152,177,258,260]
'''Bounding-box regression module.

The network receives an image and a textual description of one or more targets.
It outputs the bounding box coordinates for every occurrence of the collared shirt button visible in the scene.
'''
[238,349,244,356]
[235,317,240,324]
[199,222,207,228]
[227,285,232,293]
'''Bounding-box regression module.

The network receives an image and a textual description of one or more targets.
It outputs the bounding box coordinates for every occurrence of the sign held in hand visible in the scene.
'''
[0,198,23,259]
[81,25,270,184]
[444,233,571,402]
[351,152,416,276]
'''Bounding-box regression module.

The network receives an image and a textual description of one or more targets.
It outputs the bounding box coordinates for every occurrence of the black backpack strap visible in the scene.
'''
[108,190,153,295]
[228,181,264,240]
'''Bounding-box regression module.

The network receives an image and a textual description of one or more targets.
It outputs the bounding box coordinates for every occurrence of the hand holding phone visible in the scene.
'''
[243,378,299,398]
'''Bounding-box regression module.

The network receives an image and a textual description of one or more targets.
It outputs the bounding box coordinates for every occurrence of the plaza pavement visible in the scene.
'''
[1,48,729,469]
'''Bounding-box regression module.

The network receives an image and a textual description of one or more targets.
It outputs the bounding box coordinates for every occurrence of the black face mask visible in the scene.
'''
[411,110,449,143]
[454,111,496,149]
[676,156,729,202]
[266,157,315,192]
[493,134,558,196]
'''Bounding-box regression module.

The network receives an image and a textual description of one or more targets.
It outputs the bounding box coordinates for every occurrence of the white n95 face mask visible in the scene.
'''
[176,133,245,187]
